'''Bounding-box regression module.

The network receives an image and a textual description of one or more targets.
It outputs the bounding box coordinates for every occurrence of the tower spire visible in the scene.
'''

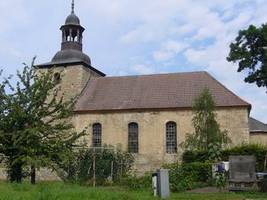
[71,0,75,14]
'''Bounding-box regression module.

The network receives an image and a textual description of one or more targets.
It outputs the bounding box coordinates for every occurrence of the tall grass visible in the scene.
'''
[0,181,266,200]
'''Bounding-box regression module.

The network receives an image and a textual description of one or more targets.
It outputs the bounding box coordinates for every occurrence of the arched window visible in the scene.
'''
[128,122,139,153]
[53,72,61,83]
[92,123,102,147]
[166,121,177,153]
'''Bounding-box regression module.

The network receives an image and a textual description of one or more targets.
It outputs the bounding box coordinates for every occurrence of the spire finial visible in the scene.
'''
[71,0,75,14]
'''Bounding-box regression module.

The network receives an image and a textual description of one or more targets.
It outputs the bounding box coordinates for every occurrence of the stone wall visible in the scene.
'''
[0,167,60,181]
[37,64,102,101]
[250,133,267,146]
[73,107,250,172]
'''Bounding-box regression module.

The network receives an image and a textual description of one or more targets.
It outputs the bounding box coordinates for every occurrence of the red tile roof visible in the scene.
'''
[75,71,250,112]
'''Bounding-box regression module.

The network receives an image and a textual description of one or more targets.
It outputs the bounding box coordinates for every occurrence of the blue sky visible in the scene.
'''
[0,0,267,122]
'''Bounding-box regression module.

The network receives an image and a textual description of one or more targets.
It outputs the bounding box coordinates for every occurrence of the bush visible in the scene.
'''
[183,144,267,172]
[55,146,134,185]
[222,144,267,172]
[119,174,151,190]
[163,162,212,192]
[182,151,209,163]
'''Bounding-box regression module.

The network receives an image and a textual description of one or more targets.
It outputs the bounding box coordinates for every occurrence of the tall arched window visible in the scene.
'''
[92,123,102,147]
[128,122,139,153]
[166,121,177,153]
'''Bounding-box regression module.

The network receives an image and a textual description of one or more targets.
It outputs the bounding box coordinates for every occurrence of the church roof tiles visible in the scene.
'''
[75,71,250,112]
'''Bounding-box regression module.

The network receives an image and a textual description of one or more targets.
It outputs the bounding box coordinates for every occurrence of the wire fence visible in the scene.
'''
[59,146,134,186]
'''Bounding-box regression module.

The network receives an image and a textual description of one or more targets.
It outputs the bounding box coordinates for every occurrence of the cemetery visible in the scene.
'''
[0,144,267,200]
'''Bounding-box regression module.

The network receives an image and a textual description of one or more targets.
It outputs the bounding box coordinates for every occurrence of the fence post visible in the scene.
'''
[111,160,114,181]
[93,148,96,187]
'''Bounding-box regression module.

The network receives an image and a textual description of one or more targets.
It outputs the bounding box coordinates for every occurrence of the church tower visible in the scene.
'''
[37,0,105,101]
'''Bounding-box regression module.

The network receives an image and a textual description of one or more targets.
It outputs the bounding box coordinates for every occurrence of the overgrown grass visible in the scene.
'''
[0,181,266,200]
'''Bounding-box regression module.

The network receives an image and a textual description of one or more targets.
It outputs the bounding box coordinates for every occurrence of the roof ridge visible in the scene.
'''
[99,71,207,79]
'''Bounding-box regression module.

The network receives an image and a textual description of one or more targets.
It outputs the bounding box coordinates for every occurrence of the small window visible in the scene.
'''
[128,122,139,153]
[166,121,177,154]
[92,123,102,147]
[53,72,61,83]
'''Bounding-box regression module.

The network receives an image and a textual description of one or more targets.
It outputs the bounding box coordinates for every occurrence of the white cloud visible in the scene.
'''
[131,64,155,75]
[153,40,188,62]
[0,0,29,33]
[0,0,267,122]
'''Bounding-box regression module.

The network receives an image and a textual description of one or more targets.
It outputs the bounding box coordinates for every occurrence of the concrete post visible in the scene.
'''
[157,169,170,199]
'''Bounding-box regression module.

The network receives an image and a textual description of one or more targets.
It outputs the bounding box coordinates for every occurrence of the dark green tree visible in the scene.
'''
[182,88,230,151]
[227,24,267,89]
[0,60,86,183]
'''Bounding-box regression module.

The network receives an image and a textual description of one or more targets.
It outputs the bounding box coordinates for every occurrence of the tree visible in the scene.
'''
[182,88,230,151]
[0,60,86,183]
[227,24,267,89]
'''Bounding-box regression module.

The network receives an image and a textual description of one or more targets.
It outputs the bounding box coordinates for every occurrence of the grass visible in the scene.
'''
[0,182,266,200]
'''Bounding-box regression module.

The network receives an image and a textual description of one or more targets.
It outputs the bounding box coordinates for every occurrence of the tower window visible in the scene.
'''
[53,73,61,83]
[166,121,177,154]
[92,123,102,147]
[128,122,139,153]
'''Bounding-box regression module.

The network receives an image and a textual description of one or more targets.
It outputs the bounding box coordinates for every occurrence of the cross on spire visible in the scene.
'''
[71,0,75,14]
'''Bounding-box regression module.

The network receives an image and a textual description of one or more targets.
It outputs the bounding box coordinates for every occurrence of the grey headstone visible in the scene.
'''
[229,156,256,182]
[157,169,170,199]
[229,155,257,191]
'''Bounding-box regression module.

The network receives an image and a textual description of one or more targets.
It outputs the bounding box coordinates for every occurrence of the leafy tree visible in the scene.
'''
[0,60,86,183]
[182,88,230,151]
[227,24,267,89]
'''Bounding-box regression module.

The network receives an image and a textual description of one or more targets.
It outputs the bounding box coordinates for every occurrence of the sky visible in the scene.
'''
[0,0,267,122]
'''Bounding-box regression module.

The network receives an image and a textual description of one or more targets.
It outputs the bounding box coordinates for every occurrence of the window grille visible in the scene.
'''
[92,123,102,147]
[128,122,139,153]
[166,121,177,153]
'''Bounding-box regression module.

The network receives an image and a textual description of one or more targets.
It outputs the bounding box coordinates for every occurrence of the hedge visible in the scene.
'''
[182,144,267,171]
[163,162,212,192]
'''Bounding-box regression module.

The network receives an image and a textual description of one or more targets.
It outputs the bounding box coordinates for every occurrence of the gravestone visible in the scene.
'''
[229,155,257,191]
[157,169,170,199]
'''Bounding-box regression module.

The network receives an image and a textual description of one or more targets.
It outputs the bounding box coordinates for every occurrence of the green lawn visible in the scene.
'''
[0,182,266,200]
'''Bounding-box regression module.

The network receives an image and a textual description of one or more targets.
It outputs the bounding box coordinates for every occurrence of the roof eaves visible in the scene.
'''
[35,61,106,77]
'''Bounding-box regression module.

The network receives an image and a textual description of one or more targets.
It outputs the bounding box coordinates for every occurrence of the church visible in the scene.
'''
[37,1,267,172]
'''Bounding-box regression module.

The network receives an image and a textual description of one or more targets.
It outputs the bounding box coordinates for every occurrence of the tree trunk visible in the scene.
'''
[10,163,23,183]
[30,165,36,184]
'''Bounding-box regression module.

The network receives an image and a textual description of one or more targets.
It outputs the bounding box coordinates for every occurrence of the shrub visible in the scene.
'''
[222,144,267,172]
[56,145,134,185]
[182,144,267,172]
[182,150,209,163]
[119,173,151,190]
[164,162,212,192]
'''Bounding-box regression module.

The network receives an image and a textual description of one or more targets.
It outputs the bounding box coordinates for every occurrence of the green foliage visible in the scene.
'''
[0,60,86,183]
[183,144,267,172]
[56,146,134,185]
[222,144,267,172]
[119,174,151,190]
[1,182,267,200]
[207,143,222,162]
[214,171,226,191]
[182,150,209,163]
[227,24,267,89]
[182,88,230,151]
[163,162,212,192]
